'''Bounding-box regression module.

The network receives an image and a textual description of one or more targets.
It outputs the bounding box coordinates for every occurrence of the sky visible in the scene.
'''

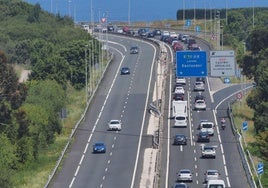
[24,0,268,22]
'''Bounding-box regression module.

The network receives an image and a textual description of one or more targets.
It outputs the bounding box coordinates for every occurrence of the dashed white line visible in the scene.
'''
[79,155,85,165]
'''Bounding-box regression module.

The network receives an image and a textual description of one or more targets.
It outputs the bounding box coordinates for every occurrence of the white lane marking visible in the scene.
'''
[130,40,158,188]
[69,178,75,188]
[79,155,85,165]
[180,145,183,152]
[84,143,89,154]
[74,166,80,177]
[188,92,193,146]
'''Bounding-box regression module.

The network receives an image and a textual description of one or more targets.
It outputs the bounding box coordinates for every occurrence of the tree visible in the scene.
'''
[0,133,18,188]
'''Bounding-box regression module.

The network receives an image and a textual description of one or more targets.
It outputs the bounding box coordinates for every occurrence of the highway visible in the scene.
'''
[50,35,158,188]
[158,38,251,188]
[50,32,253,188]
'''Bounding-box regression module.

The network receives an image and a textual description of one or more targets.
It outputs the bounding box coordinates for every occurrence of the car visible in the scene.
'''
[120,67,130,75]
[201,145,216,158]
[147,31,155,38]
[153,29,162,36]
[173,134,187,145]
[173,183,188,188]
[170,31,178,39]
[162,30,170,37]
[177,169,193,182]
[204,170,220,183]
[195,94,205,102]
[176,77,186,85]
[108,119,122,131]
[174,86,185,95]
[196,77,206,83]
[194,99,206,110]
[130,46,139,54]
[194,81,205,91]
[93,142,106,153]
[199,121,214,135]
[173,93,184,101]
[197,131,210,142]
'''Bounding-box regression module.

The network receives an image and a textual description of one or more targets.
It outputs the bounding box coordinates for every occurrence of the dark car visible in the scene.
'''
[107,25,114,32]
[197,131,210,142]
[130,46,139,54]
[120,67,130,75]
[153,29,162,36]
[93,142,106,153]
[173,134,187,145]
[195,94,205,102]
[147,31,155,38]
[173,93,184,101]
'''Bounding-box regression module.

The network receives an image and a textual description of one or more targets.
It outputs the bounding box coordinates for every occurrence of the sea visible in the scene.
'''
[24,0,268,23]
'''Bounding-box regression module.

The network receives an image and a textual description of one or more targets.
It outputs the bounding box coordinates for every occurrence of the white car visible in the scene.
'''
[108,120,122,131]
[177,169,193,182]
[204,170,220,183]
[162,30,170,37]
[194,99,206,110]
[200,121,214,135]
[201,145,216,158]
[194,81,205,91]
[170,31,178,39]
[174,86,185,95]
[176,77,186,85]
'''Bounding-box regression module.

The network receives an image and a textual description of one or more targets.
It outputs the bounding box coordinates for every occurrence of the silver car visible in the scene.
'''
[177,169,193,182]
[204,169,220,183]
[194,81,205,91]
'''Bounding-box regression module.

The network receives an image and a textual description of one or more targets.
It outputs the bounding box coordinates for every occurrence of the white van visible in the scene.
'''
[206,179,225,188]
[172,100,188,127]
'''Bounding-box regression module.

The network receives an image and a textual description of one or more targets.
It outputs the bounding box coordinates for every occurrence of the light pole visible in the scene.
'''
[225,0,228,24]
[221,25,223,50]
[90,0,94,34]
[128,0,131,26]
[183,0,185,30]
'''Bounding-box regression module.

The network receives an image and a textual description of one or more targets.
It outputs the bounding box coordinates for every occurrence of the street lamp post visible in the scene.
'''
[128,0,131,26]
[221,25,223,50]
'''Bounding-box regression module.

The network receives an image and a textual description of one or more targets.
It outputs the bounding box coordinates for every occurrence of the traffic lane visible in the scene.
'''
[71,46,136,187]
[169,136,195,186]
[191,110,227,187]
[216,96,250,188]
[212,83,253,109]
[73,40,156,187]
[49,46,125,188]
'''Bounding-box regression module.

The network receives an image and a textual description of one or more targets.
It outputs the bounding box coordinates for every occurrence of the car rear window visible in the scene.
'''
[202,123,213,128]
[176,117,186,120]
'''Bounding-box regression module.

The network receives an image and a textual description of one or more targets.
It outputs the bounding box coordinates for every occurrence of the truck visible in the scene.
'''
[172,100,188,127]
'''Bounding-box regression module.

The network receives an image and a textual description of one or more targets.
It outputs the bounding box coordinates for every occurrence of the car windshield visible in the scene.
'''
[207,171,218,175]
[204,146,214,150]
[95,143,104,146]
[110,121,119,124]
[176,117,186,120]
[180,170,190,174]
[209,185,223,188]
[202,123,213,128]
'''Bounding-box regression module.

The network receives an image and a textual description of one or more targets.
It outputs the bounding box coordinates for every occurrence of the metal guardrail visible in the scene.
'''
[228,101,261,188]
